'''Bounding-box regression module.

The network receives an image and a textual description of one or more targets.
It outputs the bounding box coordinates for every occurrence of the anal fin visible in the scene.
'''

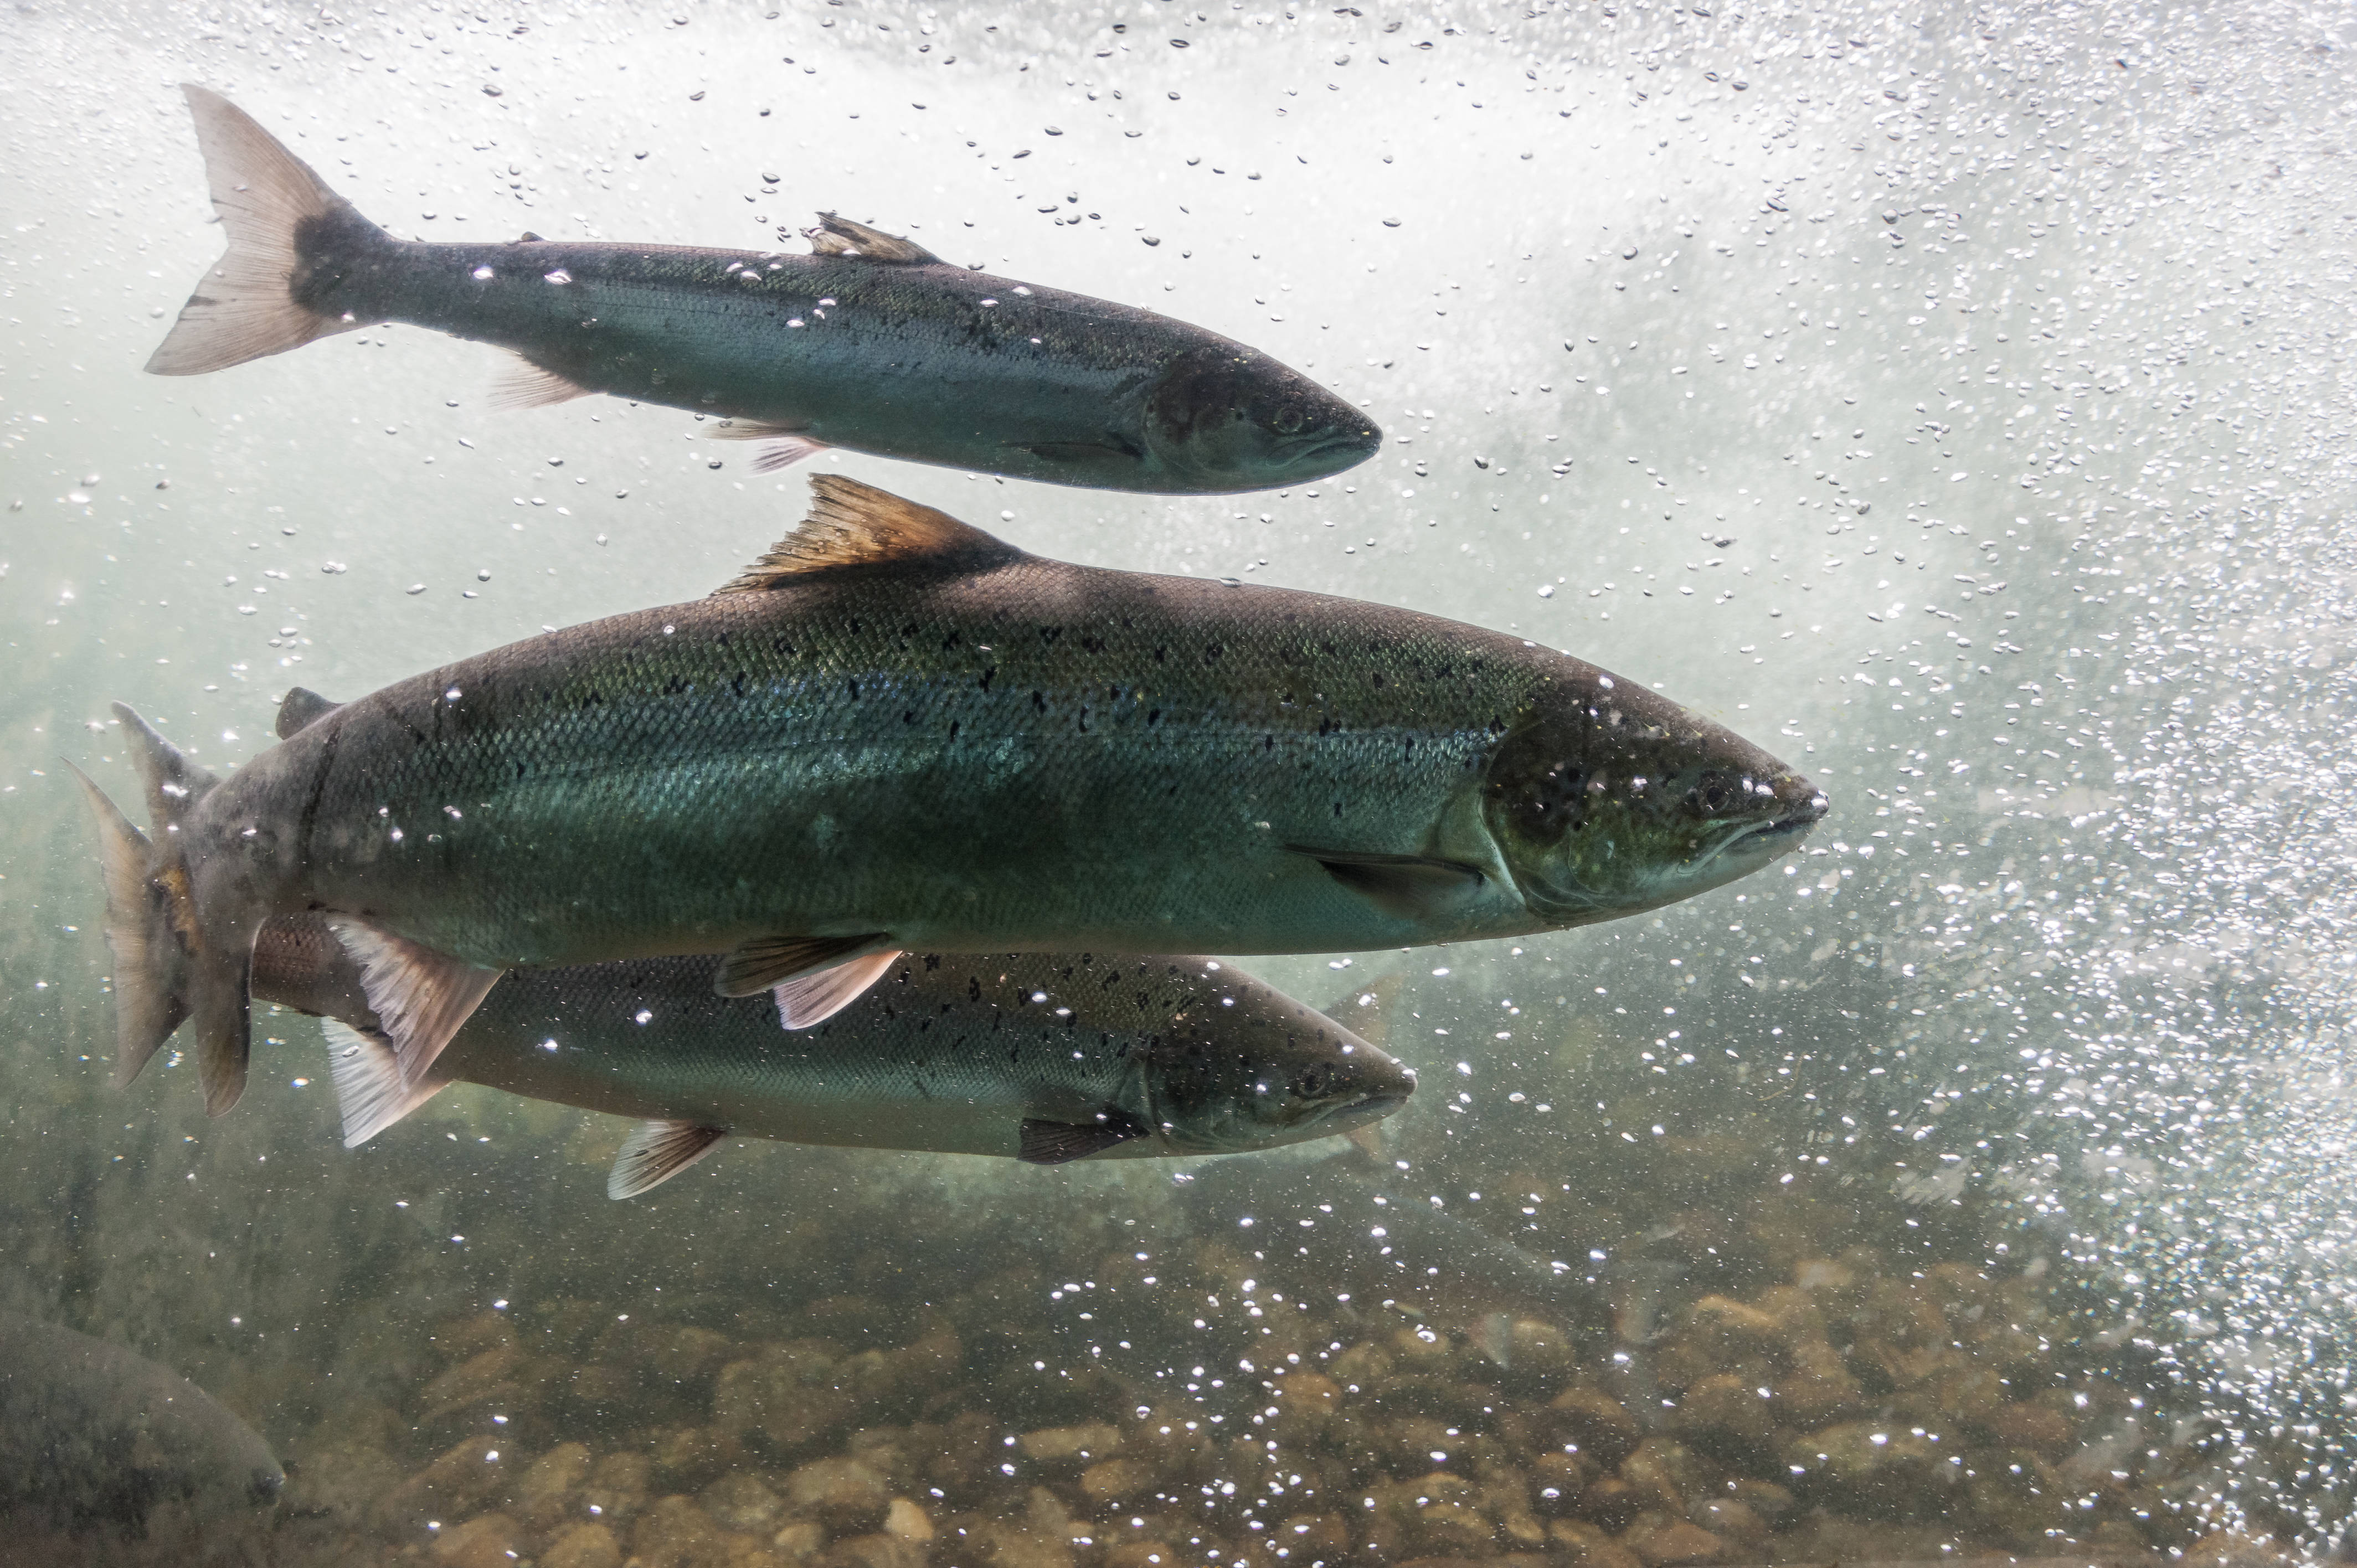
[322,1018,450,1147]
[1018,1109,1151,1166]
[194,948,255,1119]
[1285,845,1486,921]
[609,1120,729,1200]
[323,916,501,1085]
[714,932,892,998]
[490,350,596,409]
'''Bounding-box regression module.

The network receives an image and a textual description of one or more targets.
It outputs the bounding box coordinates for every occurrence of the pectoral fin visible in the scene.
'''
[1017,1109,1152,1166]
[1021,436,1146,466]
[323,916,501,1085]
[322,1018,449,1147]
[609,1120,729,1200]
[714,932,894,998]
[772,947,904,1029]
[1285,845,1486,921]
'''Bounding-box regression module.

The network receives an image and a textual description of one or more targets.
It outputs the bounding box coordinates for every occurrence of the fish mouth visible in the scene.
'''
[1301,428,1382,465]
[1697,791,1829,873]
[1309,1091,1411,1134]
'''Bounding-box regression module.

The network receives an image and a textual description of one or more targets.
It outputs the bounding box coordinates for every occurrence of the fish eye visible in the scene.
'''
[1272,405,1307,436]
[1292,1063,1331,1098]
[1689,771,1735,816]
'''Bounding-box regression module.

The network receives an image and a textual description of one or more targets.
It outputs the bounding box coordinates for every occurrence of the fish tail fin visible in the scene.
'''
[69,707,259,1115]
[147,84,380,376]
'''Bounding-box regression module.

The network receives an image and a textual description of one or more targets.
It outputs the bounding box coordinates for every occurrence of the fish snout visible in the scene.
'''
[1773,770,1830,833]
[1742,771,1830,858]
[1144,346,1380,486]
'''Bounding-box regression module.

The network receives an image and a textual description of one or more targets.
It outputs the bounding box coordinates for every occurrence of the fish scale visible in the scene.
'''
[264,560,1506,963]
[249,916,1415,1179]
[75,477,1823,1115]
[145,85,1378,493]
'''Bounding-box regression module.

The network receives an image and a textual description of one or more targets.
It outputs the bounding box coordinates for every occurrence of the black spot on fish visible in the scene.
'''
[730,673,746,698]
[1263,734,1274,751]
[925,953,941,970]
[904,709,916,724]
[949,719,961,740]
[941,630,962,650]
[1032,690,1047,713]
[1040,626,1063,645]
[1202,642,1224,663]
[979,667,996,692]
[1371,672,1386,688]
[1146,709,1161,726]
[1154,646,1167,663]
[847,679,861,700]
[969,977,982,1002]
[1081,635,1105,654]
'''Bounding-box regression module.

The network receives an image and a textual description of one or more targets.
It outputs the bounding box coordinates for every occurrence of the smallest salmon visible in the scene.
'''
[249,915,1415,1197]
[146,86,1380,494]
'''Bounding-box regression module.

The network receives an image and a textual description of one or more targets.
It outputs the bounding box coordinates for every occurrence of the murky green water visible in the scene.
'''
[4,1,2353,1563]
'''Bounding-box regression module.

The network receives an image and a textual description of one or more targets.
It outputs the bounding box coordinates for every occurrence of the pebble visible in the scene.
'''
[291,1143,2206,1568]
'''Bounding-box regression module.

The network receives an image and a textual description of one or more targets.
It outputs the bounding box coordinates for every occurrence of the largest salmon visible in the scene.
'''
[145,86,1378,494]
[71,476,1826,1117]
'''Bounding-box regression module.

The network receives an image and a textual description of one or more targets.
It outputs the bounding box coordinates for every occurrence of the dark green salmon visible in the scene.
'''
[249,915,1413,1194]
[0,1315,282,1565]
[71,476,1825,1117]
[146,86,1378,493]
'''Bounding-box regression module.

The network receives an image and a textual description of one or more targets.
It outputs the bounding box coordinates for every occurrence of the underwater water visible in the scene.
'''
[6,0,2357,1562]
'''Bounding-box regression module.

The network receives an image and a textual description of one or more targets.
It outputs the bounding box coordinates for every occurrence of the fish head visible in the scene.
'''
[1481,671,1828,924]
[1144,993,1416,1156]
[1143,343,1381,490]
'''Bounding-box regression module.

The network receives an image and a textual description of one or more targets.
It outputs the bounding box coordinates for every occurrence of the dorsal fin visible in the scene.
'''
[112,702,220,830]
[805,212,940,265]
[713,476,1025,594]
[275,686,343,740]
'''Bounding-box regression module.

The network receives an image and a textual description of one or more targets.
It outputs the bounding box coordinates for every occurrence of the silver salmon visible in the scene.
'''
[0,1314,282,1564]
[248,915,1414,1195]
[1176,1152,1603,1337]
[71,476,1825,1117]
[146,86,1379,494]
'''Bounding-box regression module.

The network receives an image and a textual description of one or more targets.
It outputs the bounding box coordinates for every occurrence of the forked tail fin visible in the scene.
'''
[146,84,379,376]
[66,705,260,1116]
